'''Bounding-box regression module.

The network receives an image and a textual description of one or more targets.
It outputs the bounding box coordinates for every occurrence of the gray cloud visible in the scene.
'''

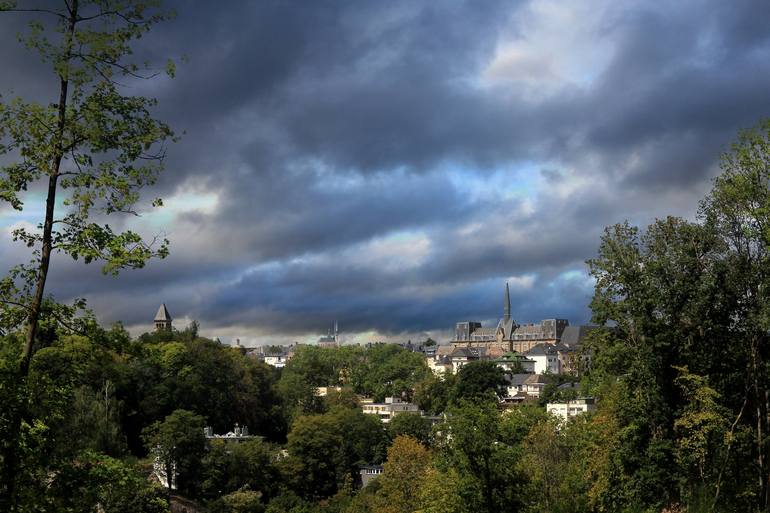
[2,0,769,341]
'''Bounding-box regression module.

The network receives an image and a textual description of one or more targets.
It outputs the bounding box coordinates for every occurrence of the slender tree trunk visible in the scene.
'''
[1,4,78,510]
[751,340,769,512]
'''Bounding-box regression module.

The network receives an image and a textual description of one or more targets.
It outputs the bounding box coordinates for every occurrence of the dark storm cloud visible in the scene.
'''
[2,0,770,340]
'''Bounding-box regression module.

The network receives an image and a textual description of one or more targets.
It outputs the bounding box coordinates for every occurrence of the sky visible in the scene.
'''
[1,0,770,345]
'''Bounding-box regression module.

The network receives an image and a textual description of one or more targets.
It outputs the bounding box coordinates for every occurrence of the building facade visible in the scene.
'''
[361,397,421,423]
[450,283,590,353]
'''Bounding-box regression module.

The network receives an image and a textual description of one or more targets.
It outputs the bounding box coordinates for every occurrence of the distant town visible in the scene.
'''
[154,281,597,431]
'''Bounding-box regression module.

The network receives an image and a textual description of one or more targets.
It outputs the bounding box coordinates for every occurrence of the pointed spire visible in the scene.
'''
[154,303,172,331]
[503,282,511,323]
[155,303,172,321]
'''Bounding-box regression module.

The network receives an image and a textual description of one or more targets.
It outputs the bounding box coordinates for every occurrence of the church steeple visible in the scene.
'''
[503,282,511,323]
[154,303,172,331]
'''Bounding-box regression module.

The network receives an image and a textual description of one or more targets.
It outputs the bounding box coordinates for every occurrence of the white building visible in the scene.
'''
[523,344,561,374]
[494,351,536,373]
[448,347,485,374]
[264,353,289,368]
[361,397,420,423]
[506,373,549,398]
[547,397,597,421]
[315,386,343,397]
[359,465,384,487]
[426,355,452,376]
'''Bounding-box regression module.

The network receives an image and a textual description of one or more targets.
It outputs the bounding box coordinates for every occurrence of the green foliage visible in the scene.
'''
[388,412,433,446]
[202,438,280,503]
[437,400,523,513]
[285,407,389,500]
[414,371,456,415]
[354,344,431,402]
[374,436,433,513]
[142,408,206,495]
[125,334,284,449]
[52,383,127,457]
[416,467,469,513]
[47,450,168,513]
[583,120,770,511]
[324,386,361,410]
[451,360,507,403]
[209,490,265,513]
[0,2,177,508]
[278,344,431,423]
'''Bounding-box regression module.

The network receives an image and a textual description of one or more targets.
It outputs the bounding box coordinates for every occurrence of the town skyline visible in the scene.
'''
[2,0,770,343]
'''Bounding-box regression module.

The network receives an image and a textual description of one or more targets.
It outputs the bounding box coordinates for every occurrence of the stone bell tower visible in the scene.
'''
[154,303,172,331]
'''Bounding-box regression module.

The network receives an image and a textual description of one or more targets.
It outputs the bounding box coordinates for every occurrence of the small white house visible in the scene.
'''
[506,373,549,398]
[361,397,420,423]
[263,353,288,368]
[427,355,453,377]
[448,347,485,374]
[494,351,536,373]
[547,397,596,421]
[523,344,561,374]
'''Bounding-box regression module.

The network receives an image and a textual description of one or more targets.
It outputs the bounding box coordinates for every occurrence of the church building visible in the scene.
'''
[451,283,570,353]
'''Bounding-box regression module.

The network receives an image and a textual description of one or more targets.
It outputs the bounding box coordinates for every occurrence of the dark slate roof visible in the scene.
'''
[551,342,575,353]
[509,373,533,386]
[523,343,557,357]
[154,303,172,322]
[560,325,598,347]
[450,347,486,359]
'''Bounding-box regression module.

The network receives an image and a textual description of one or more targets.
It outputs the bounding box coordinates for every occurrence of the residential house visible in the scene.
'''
[506,373,549,398]
[523,344,561,374]
[263,352,289,368]
[547,397,597,421]
[361,397,420,423]
[448,346,486,374]
[427,355,453,376]
[494,351,535,374]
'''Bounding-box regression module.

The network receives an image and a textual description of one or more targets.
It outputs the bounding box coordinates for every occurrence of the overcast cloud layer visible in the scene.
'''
[2,0,770,344]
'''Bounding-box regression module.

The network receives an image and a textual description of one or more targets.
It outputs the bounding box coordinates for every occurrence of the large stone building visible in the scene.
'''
[450,283,584,353]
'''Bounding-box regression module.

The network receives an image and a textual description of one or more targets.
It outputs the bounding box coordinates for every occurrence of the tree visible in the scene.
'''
[451,361,507,403]
[142,409,206,495]
[0,1,176,507]
[416,467,469,513]
[202,438,281,503]
[387,412,432,446]
[209,490,265,513]
[284,407,388,501]
[415,371,456,415]
[375,436,433,513]
[47,450,168,513]
[672,367,731,510]
[437,400,523,513]
[585,120,770,511]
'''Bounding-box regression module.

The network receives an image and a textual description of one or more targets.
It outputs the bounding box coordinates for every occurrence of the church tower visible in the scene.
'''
[503,281,511,324]
[154,303,172,331]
